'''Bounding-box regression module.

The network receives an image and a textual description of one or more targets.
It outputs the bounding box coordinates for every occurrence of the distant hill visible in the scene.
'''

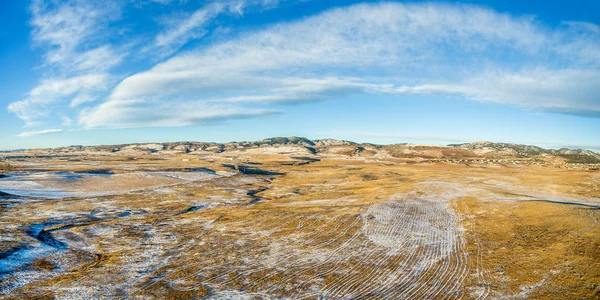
[1,137,599,164]
[450,141,600,163]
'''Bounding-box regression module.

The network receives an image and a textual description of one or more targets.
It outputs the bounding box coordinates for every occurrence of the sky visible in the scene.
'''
[0,0,599,151]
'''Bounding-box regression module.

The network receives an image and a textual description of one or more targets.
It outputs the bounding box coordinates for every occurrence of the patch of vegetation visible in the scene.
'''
[30,258,57,271]
[258,136,315,146]
[0,162,13,174]
[361,174,377,181]
[557,154,600,164]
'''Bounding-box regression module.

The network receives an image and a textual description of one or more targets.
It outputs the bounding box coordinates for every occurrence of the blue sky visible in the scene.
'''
[0,0,599,151]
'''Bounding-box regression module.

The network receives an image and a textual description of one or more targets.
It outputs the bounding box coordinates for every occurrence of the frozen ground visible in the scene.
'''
[0,170,226,198]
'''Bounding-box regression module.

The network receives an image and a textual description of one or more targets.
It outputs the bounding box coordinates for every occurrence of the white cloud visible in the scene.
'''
[27,74,108,100]
[8,1,125,127]
[29,0,122,71]
[462,69,600,115]
[154,2,224,51]
[79,99,279,128]
[148,0,174,4]
[68,45,125,73]
[151,0,285,57]
[369,69,600,116]
[563,21,600,34]
[8,74,109,125]
[17,129,64,137]
[10,2,600,131]
[80,2,599,129]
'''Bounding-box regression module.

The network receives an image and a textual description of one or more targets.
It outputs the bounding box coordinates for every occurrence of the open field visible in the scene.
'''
[0,139,599,299]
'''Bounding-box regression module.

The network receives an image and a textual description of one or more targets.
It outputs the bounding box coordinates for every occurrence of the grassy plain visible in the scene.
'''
[0,151,598,299]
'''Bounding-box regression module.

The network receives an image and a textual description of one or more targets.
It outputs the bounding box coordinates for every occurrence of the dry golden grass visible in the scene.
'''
[0,153,598,298]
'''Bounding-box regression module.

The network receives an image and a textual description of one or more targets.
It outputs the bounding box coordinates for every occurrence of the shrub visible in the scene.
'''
[0,162,13,173]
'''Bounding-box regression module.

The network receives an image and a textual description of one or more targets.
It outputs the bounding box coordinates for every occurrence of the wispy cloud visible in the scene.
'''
[79,100,280,128]
[153,2,225,56]
[151,0,282,58]
[9,74,109,125]
[29,0,122,71]
[17,129,64,137]
[8,0,127,128]
[78,2,599,129]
